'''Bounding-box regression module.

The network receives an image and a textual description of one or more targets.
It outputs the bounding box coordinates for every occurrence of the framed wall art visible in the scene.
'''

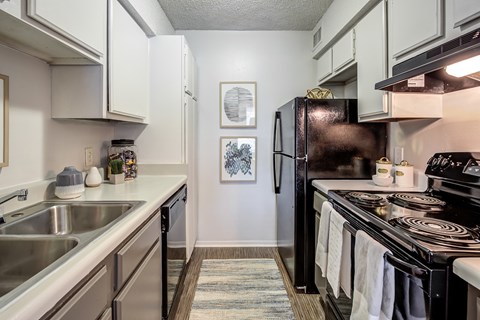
[220,136,256,182]
[219,81,256,128]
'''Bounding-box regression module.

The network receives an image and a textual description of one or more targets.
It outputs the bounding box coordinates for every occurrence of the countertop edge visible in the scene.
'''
[454,258,480,291]
[0,175,187,320]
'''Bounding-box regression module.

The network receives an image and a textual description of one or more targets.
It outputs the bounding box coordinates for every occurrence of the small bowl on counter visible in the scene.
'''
[372,174,394,187]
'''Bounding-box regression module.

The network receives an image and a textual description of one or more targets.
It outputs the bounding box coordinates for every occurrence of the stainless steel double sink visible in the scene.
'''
[0,200,144,304]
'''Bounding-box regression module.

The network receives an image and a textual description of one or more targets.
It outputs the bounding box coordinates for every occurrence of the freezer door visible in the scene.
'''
[275,99,298,157]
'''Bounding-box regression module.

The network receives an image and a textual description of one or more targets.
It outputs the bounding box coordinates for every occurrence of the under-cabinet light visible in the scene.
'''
[445,55,480,77]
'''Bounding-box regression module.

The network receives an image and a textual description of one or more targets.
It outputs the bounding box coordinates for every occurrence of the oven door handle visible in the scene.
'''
[384,252,428,280]
[343,222,428,280]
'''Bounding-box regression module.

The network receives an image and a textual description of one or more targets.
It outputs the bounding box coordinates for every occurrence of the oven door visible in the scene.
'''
[324,203,449,320]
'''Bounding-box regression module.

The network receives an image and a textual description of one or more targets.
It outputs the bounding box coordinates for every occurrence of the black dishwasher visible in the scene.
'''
[161,185,187,319]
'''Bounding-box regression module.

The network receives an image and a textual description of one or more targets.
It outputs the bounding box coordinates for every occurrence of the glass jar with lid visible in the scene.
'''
[108,139,138,180]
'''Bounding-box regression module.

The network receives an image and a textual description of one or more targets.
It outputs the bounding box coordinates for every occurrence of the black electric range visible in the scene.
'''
[324,152,480,320]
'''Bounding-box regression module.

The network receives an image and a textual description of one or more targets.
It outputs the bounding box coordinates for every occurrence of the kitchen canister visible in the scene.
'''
[108,139,138,180]
[395,160,414,187]
[55,166,85,199]
[85,166,102,187]
[376,157,393,177]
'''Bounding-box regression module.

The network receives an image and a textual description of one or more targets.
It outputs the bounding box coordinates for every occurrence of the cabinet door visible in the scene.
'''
[332,29,355,72]
[27,0,106,57]
[114,241,162,320]
[453,0,480,28]
[50,266,109,320]
[356,1,389,120]
[185,96,197,260]
[389,0,443,59]
[317,48,332,83]
[183,41,195,97]
[109,0,149,120]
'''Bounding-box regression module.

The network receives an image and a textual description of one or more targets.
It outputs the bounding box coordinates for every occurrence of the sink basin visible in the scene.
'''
[0,200,144,304]
[0,202,135,235]
[0,237,78,296]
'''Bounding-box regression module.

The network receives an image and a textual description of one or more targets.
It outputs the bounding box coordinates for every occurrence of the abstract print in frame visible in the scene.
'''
[220,137,256,182]
[220,82,256,128]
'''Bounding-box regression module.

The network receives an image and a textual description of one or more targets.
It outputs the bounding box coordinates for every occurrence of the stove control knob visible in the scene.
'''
[430,155,443,170]
[439,158,453,171]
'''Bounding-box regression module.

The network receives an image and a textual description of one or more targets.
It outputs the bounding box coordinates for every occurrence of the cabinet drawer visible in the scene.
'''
[50,266,109,320]
[115,212,160,289]
[114,241,162,320]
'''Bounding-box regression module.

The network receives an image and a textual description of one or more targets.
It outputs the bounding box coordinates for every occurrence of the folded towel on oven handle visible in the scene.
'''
[351,230,395,320]
[315,201,333,276]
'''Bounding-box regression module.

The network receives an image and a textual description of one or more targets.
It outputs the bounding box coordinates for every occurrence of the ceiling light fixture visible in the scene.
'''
[445,55,480,77]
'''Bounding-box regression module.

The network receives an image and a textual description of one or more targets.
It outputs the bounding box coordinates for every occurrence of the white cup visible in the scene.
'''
[376,157,392,178]
[395,160,414,187]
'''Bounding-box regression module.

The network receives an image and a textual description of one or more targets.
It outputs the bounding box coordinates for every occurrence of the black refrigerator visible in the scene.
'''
[273,98,386,292]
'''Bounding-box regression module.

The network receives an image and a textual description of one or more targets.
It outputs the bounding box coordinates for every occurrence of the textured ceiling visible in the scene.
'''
[157,0,333,31]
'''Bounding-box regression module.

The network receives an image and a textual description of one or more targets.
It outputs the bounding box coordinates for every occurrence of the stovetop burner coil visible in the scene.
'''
[345,192,387,207]
[387,193,446,211]
[390,216,480,247]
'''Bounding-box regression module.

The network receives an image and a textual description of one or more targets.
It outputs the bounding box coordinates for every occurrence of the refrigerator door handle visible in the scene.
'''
[273,111,282,153]
[295,154,308,162]
[273,153,280,194]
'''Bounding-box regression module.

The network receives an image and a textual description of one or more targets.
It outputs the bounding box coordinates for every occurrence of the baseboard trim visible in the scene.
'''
[195,240,277,247]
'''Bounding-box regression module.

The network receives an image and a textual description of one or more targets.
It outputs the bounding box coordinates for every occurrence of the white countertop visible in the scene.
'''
[312,171,428,195]
[454,258,480,291]
[0,175,186,320]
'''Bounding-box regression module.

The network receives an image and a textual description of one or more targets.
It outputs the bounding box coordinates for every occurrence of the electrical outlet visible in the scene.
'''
[85,147,93,167]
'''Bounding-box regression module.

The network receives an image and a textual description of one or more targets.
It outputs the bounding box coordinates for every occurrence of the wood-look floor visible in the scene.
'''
[169,247,325,320]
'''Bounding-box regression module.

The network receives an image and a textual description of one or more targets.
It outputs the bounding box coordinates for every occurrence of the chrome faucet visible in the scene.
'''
[0,189,28,205]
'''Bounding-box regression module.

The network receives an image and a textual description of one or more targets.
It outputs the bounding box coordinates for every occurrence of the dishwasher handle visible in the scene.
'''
[161,185,187,232]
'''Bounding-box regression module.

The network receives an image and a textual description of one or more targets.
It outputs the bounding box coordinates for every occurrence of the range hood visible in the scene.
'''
[376,28,480,93]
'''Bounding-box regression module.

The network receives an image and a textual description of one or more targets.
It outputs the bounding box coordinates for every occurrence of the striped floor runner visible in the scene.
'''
[189,259,295,320]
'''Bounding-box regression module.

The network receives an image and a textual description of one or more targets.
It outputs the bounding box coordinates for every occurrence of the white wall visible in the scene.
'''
[0,45,114,189]
[389,87,480,170]
[177,31,316,246]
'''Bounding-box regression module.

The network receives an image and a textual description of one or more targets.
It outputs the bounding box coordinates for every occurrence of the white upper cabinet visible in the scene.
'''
[317,48,333,83]
[388,0,444,60]
[317,30,356,85]
[311,0,380,58]
[0,0,105,63]
[332,30,355,73]
[26,0,105,57]
[452,0,480,28]
[108,0,149,119]
[183,40,197,98]
[356,1,388,121]
[51,0,149,123]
